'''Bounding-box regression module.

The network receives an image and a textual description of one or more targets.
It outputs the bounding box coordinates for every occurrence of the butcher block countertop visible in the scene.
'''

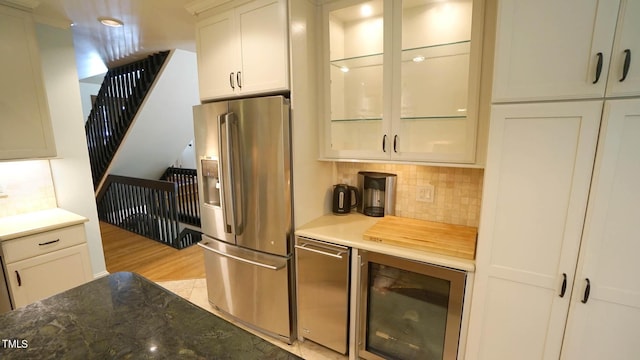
[0,208,88,241]
[363,215,477,260]
[296,213,477,272]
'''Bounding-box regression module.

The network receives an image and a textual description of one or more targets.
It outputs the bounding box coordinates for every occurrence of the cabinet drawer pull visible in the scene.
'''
[229,72,235,89]
[593,52,603,84]
[581,278,591,304]
[236,71,242,88]
[393,135,398,153]
[559,273,567,298]
[382,135,387,152]
[15,271,21,287]
[38,239,60,246]
[620,49,631,82]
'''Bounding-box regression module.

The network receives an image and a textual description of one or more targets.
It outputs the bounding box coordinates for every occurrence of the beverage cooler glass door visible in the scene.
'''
[359,251,466,360]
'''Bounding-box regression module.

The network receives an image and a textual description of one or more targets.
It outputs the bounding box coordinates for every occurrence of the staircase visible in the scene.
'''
[85,51,170,190]
[85,50,202,248]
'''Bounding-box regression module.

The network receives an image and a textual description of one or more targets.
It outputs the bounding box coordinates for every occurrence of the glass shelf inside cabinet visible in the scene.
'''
[330,53,384,123]
[330,53,383,71]
[400,41,470,120]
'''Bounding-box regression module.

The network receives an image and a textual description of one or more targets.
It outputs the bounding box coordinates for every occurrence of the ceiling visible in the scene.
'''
[30,0,198,80]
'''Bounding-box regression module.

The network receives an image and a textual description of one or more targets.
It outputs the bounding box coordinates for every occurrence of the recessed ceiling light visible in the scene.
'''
[98,17,123,27]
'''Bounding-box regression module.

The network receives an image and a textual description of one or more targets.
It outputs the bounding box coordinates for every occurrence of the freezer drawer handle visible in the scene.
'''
[295,243,346,259]
[197,242,285,271]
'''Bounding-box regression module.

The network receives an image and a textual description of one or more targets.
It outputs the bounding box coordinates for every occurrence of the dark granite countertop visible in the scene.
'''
[0,272,302,359]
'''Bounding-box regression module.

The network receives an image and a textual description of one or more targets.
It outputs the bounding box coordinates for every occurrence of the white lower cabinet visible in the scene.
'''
[560,98,640,360]
[466,98,640,359]
[1,224,93,309]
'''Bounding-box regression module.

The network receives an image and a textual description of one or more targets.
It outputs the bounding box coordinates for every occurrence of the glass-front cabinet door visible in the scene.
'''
[393,0,480,162]
[321,0,484,164]
[324,0,389,159]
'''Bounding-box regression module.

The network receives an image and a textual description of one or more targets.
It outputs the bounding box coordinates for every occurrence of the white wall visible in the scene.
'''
[290,0,335,227]
[108,49,199,180]
[36,23,108,278]
[78,81,102,121]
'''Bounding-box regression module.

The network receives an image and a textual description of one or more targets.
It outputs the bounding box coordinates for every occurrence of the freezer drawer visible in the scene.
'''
[199,235,293,343]
[295,236,350,354]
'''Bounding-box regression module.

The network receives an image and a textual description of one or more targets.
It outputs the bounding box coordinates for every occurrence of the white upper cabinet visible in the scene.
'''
[195,0,289,101]
[324,0,388,160]
[0,5,56,160]
[606,0,640,98]
[196,9,239,101]
[491,0,621,102]
[394,0,482,163]
[322,0,485,164]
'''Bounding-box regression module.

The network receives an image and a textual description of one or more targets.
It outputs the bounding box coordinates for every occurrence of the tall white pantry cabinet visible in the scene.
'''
[466,0,640,359]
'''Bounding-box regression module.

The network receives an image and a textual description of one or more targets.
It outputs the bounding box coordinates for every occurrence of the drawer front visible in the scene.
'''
[1,225,86,263]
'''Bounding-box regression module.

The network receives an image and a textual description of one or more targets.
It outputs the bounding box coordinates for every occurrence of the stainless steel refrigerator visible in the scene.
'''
[193,95,294,343]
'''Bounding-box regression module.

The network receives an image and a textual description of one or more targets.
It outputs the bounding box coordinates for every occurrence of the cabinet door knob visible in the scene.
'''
[593,52,603,84]
[581,278,591,304]
[15,271,21,287]
[559,273,567,298]
[382,135,387,152]
[620,49,631,82]
[229,72,235,89]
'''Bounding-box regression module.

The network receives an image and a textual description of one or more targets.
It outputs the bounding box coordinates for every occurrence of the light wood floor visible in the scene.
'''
[100,221,205,282]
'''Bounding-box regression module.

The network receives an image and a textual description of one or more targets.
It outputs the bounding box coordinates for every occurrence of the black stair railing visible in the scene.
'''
[96,174,200,249]
[160,167,201,227]
[85,51,170,189]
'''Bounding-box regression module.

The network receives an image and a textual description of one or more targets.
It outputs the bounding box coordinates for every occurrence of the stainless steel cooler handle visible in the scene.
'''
[197,241,285,271]
[219,113,236,235]
[295,243,346,259]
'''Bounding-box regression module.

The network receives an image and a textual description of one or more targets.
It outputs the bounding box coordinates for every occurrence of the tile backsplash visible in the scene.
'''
[336,162,484,227]
[0,160,57,217]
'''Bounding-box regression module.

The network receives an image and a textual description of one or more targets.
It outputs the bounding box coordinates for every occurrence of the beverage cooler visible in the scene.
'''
[358,251,466,360]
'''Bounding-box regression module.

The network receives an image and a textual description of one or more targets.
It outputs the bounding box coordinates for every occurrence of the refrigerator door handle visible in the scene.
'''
[198,240,286,271]
[226,111,244,235]
[219,113,236,235]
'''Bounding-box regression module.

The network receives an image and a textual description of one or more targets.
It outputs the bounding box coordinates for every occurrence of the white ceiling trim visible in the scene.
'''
[33,13,72,29]
[184,0,232,15]
[0,0,40,11]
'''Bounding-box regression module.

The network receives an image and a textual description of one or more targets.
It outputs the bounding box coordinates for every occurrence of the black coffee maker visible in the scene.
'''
[357,171,397,217]
[332,184,359,215]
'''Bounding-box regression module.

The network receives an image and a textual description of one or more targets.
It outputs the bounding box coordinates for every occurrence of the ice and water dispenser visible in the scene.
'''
[201,159,220,207]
